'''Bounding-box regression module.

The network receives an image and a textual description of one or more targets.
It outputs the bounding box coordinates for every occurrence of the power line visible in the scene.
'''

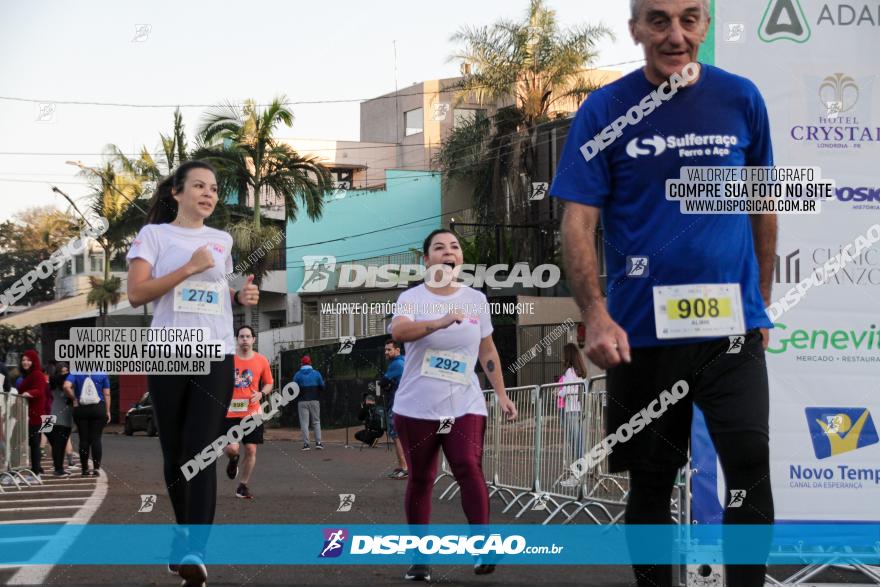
[0,59,643,110]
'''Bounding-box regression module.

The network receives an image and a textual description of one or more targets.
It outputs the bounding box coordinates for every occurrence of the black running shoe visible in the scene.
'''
[315,442,324,450]
[226,454,239,480]
[235,483,253,499]
[178,553,207,586]
[301,443,311,451]
[474,562,496,575]
[53,470,71,477]
[404,564,430,581]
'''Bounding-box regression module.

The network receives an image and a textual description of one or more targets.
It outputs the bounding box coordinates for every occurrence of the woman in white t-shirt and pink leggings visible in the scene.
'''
[126,161,260,586]
[391,229,517,582]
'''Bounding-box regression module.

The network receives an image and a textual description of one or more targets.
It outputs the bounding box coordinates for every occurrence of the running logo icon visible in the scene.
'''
[299,256,336,293]
[805,407,879,459]
[725,23,745,42]
[728,489,747,508]
[758,0,811,43]
[532,492,551,511]
[726,335,745,354]
[529,182,548,201]
[337,336,356,355]
[437,417,455,434]
[37,415,56,434]
[337,494,355,512]
[319,529,348,558]
[138,494,156,513]
[626,256,649,278]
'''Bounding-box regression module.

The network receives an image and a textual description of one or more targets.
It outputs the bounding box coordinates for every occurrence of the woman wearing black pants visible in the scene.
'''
[64,372,111,475]
[126,161,260,587]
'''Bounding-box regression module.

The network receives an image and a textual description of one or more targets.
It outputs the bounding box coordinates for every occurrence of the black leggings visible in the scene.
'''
[73,404,106,470]
[27,425,43,474]
[48,425,72,472]
[625,432,774,587]
[148,355,233,535]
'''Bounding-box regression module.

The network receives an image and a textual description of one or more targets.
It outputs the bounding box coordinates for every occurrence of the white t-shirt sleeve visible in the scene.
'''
[479,292,493,338]
[126,225,159,267]
[393,289,416,321]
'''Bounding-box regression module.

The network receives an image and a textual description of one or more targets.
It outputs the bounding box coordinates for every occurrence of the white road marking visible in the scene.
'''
[0,506,81,512]
[0,498,89,504]
[7,469,108,584]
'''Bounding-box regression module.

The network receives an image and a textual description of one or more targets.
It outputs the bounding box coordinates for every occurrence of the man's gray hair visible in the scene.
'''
[630,0,711,20]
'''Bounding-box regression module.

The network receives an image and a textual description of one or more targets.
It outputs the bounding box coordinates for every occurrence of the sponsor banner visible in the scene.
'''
[697,0,879,524]
[0,525,878,565]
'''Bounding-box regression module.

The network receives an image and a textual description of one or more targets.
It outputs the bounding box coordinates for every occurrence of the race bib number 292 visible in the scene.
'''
[421,350,470,385]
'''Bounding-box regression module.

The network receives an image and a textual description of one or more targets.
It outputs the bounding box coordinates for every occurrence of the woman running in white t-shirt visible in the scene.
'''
[126,161,259,586]
[390,229,517,582]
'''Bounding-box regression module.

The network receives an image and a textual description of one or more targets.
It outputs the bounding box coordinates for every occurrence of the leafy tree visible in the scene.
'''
[0,207,80,307]
[195,97,333,323]
[439,0,612,262]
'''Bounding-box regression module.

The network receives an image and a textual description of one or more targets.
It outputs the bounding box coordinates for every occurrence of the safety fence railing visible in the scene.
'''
[435,375,686,528]
[0,392,43,490]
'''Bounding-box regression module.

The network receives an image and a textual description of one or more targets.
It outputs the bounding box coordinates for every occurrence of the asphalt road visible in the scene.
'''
[0,428,871,586]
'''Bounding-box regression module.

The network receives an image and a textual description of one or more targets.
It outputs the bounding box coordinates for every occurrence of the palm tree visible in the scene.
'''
[66,162,145,324]
[449,0,612,129]
[439,0,612,260]
[196,97,331,231]
[109,108,189,193]
[195,97,332,323]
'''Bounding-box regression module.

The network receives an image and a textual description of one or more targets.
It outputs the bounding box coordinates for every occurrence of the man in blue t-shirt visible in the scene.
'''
[381,339,407,479]
[551,1,774,586]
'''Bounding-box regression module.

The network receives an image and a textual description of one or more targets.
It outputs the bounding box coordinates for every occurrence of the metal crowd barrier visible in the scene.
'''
[434,375,686,528]
[0,392,43,490]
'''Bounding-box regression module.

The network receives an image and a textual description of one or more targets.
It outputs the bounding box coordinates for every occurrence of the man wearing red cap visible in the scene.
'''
[293,355,325,450]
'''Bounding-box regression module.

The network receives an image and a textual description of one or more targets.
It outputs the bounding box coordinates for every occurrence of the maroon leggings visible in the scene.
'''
[393,413,489,525]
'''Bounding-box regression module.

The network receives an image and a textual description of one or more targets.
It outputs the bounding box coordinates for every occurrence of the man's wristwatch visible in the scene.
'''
[233,290,242,306]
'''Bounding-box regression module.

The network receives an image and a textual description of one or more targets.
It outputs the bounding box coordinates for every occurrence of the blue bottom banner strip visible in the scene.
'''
[1,524,878,565]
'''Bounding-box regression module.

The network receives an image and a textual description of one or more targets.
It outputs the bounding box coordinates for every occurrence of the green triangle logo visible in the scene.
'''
[759,0,811,43]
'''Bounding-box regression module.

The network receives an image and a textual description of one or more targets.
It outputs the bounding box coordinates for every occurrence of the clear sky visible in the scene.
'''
[0,0,644,222]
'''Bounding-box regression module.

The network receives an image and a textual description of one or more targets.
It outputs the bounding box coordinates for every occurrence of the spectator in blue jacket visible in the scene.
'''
[293,356,324,451]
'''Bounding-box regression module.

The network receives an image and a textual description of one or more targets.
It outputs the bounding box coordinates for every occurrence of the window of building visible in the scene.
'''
[74,255,85,274]
[269,318,284,330]
[319,312,339,340]
[454,108,484,128]
[404,108,424,136]
[89,254,103,273]
[363,312,386,337]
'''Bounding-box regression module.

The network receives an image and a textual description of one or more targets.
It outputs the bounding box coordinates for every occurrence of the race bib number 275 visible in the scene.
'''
[173,281,223,316]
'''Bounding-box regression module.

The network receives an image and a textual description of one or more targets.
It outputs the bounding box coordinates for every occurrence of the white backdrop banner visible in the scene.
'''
[691,0,880,523]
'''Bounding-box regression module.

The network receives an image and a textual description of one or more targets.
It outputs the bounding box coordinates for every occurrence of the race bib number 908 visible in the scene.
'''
[653,283,745,339]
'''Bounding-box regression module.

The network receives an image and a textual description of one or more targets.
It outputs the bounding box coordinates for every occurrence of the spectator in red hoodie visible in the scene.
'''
[18,350,48,476]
